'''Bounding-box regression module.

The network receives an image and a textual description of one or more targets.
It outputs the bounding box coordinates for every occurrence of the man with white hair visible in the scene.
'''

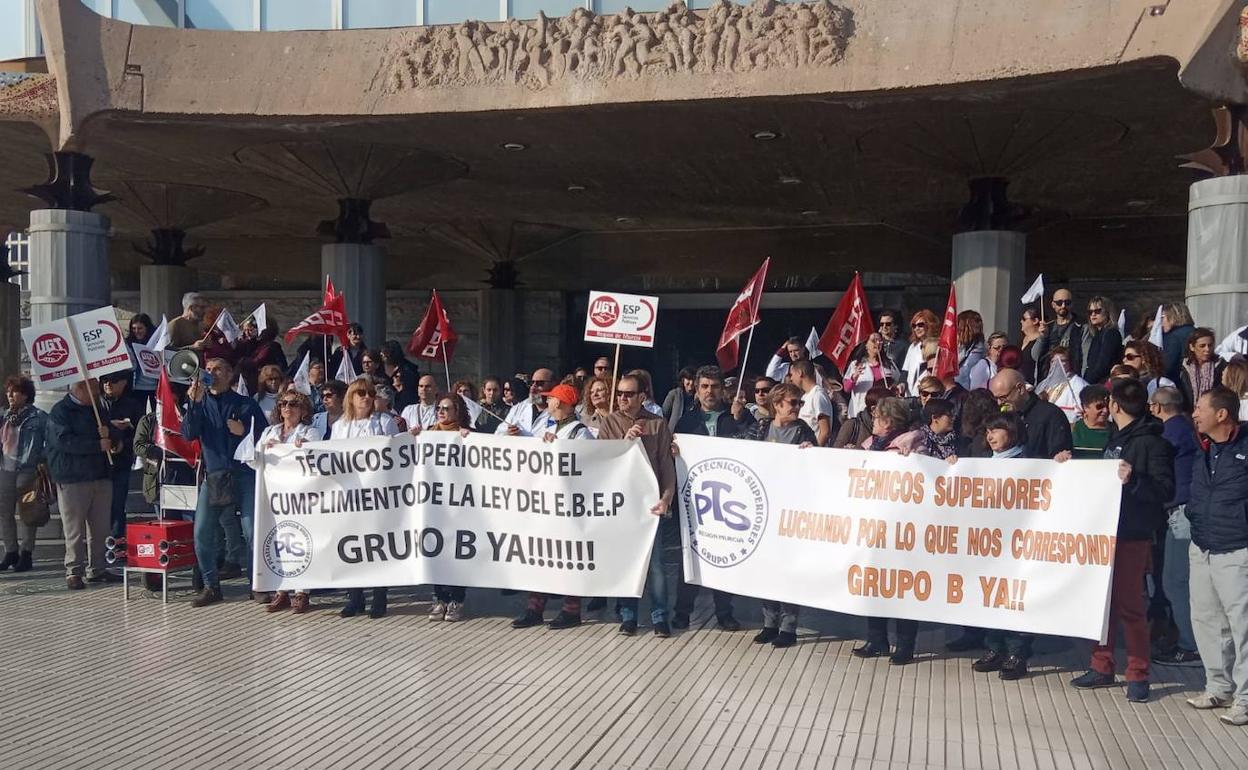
[169,291,208,349]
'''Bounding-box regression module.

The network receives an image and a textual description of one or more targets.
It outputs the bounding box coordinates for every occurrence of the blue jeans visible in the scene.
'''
[193,468,256,588]
[1163,506,1197,651]
[621,529,668,624]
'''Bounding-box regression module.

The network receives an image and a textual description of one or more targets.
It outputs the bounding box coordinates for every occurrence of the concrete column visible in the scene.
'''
[1186,175,1248,334]
[27,209,110,410]
[321,243,386,345]
[28,209,111,326]
[0,282,19,381]
[952,230,1026,337]
[139,264,192,322]
[479,288,521,381]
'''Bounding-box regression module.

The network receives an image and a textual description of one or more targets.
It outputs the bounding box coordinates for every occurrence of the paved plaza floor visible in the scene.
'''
[3,541,1248,770]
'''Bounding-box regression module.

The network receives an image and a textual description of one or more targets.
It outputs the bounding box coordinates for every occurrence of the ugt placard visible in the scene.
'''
[583,291,659,348]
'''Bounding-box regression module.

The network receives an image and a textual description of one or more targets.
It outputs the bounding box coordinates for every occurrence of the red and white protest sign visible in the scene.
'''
[21,306,133,387]
[583,291,659,348]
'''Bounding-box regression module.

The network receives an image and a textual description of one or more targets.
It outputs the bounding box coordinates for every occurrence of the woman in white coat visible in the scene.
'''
[843,333,902,418]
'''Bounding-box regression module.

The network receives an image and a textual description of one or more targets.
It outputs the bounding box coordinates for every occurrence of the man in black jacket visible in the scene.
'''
[1033,287,1083,379]
[1070,378,1175,703]
[989,369,1072,459]
[46,379,117,590]
[672,365,755,631]
[1185,387,1248,724]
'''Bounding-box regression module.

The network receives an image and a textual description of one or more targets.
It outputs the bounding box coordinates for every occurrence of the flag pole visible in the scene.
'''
[735,324,757,402]
[609,344,621,409]
[322,335,329,373]
[441,341,452,391]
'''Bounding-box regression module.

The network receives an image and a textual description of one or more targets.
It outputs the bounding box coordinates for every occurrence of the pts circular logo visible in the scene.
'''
[263,520,313,578]
[681,457,768,567]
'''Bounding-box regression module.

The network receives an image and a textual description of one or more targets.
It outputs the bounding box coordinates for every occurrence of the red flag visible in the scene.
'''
[284,305,349,348]
[934,284,959,381]
[716,258,770,372]
[407,290,459,361]
[816,273,875,370]
[155,370,201,466]
[323,275,340,309]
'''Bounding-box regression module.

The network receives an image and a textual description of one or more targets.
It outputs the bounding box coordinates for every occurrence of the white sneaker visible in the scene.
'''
[1219,703,1248,725]
[429,601,447,621]
[1187,693,1233,710]
[445,601,464,622]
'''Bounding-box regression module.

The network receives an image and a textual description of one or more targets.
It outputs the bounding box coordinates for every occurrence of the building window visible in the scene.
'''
[343,0,419,29]
[4,230,29,291]
[115,0,180,26]
[261,0,333,30]
[185,0,254,29]
[426,0,498,25]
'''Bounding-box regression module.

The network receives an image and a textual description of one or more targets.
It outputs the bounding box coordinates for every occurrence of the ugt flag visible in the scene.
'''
[816,272,874,370]
[716,258,770,372]
[407,289,459,362]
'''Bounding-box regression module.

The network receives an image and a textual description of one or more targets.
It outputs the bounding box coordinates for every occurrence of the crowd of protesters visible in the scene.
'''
[4,288,1248,723]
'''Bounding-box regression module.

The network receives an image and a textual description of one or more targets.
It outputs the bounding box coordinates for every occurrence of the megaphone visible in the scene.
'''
[166,349,208,385]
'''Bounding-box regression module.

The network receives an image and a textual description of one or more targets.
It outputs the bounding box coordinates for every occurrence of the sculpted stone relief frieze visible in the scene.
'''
[384,0,853,93]
[0,73,58,121]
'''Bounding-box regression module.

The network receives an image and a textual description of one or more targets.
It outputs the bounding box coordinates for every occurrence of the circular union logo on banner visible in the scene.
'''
[681,456,769,567]
[32,333,70,368]
[588,295,620,327]
[263,520,313,578]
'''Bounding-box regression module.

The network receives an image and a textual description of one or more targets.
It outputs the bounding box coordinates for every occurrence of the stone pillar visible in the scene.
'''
[321,243,385,345]
[140,264,192,321]
[1186,175,1248,334]
[479,288,521,381]
[0,282,19,380]
[951,230,1026,336]
[28,209,111,327]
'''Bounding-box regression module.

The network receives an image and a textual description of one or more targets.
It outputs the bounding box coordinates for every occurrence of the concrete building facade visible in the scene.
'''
[1,0,1245,386]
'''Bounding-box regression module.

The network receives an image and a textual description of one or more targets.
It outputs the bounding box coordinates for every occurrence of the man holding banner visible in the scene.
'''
[46,379,117,590]
[596,373,679,637]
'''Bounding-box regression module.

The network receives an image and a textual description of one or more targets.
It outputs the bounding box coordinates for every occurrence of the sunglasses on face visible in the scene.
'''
[617,390,639,399]
[1123,353,1141,361]
[1088,308,1103,315]
[436,405,452,412]
[279,400,300,408]
[1053,299,1071,306]
[879,321,895,327]
[920,391,941,398]
[781,398,801,408]
[754,388,770,394]
[320,393,336,400]
[912,322,926,329]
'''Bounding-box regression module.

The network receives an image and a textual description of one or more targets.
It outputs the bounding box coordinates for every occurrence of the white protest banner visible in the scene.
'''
[252,432,661,595]
[584,290,659,348]
[676,436,1122,640]
[21,306,133,387]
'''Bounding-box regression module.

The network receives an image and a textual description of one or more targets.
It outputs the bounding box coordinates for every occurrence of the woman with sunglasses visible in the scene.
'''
[741,382,815,648]
[256,391,321,614]
[330,378,400,619]
[1120,340,1174,396]
[1018,307,1044,383]
[502,377,527,408]
[902,310,940,396]
[844,333,901,418]
[426,395,473,623]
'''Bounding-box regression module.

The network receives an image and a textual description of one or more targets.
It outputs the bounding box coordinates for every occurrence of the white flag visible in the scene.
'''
[292,351,312,395]
[804,326,820,359]
[233,376,249,397]
[214,309,242,344]
[1035,353,1070,395]
[1020,274,1045,304]
[1148,305,1164,348]
[1216,323,1248,362]
[149,314,171,352]
[232,418,256,464]
[335,349,357,383]
[463,397,483,426]
[249,303,267,333]
[1117,309,1127,337]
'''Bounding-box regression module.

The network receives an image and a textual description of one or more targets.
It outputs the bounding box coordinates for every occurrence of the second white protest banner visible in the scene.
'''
[676,436,1123,640]
[252,431,660,595]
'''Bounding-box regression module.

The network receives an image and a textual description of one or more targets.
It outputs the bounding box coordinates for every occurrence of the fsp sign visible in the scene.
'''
[583,291,659,348]
[20,306,133,388]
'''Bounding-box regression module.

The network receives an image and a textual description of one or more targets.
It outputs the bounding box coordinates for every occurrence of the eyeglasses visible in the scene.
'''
[782,398,801,408]
[991,392,1012,403]
[1123,353,1141,361]
[920,391,941,398]
[353,392,371,398]
[279,400,300,408]
[531,380,550,387]
[617,390,639,399]
[879,321,895,327]
[1053,299,1071,306]
[1087,308,1103,315]
[754,388,770,394]
[436,405,452,412]
[320,393,336,400]
[911,322,927,329]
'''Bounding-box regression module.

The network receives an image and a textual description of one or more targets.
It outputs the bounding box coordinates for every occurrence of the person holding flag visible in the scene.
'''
[181,358,267,608]
[236,308,288,393]
[125,313,159,408]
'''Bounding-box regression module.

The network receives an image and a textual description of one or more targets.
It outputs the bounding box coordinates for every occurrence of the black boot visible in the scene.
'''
[12,551,32,572]
[369,588,388,619]
[341,589,365,618]
[0,551,18,571]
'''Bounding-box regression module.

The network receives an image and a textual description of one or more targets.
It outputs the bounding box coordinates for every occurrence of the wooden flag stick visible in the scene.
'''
[609,344,621,411]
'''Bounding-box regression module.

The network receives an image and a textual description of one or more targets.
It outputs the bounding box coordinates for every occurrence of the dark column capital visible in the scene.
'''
[133,228,204,266]
[956,177,1024,233]
[317,198,390,244]
[21,151,115,211]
